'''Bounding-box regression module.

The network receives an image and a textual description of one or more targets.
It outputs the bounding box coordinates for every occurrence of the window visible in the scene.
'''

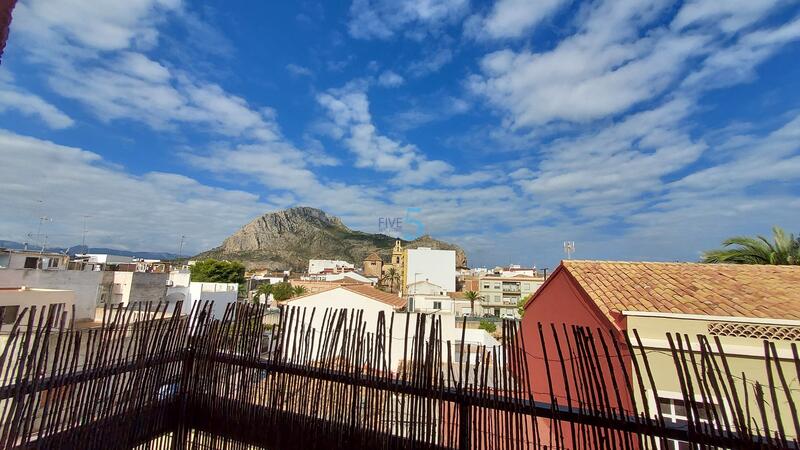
[482,284,490,289]
[2,305,20,325]
[24,257,39,269]
[494,308,501,316]
[433,301,441,310]
[0,253,9,268]
[49,258,59,268]
[657,396,716,450]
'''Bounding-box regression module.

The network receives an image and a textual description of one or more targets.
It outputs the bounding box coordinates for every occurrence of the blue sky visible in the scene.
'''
[1,0,799,268]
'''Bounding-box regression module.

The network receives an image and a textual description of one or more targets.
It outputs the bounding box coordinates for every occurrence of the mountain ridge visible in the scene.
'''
[195,206,468,271]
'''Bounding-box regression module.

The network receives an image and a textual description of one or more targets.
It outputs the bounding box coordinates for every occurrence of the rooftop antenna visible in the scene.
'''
[37,216,52,253]
[563,241,575,260]
[178,235,186,260]
[81,215,91,251]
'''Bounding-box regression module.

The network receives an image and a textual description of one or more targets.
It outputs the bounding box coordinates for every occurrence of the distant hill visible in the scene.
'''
[0,240,180,260]
[195,206,468,271]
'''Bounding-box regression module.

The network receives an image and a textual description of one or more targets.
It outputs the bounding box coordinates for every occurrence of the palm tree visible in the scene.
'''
[381,267,402,293]
[702,226,800,265]
[292,285,308,297]
[463,290,482,316]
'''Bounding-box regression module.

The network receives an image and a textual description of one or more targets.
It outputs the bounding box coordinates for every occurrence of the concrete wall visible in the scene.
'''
[0,288,75,331]
[405,248,456,292]
[0,269,103,321]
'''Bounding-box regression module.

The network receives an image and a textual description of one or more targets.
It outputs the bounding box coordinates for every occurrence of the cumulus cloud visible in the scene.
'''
[470,0,800,128]
[0,130,275,254]
[377,70,405,87]
[348,0,468,40]
[466,0,568,40]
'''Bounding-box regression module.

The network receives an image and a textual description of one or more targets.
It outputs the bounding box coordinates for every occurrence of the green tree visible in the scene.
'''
[270,282,295,302]
[463,291,482,316]
[190,259,246,284]
[702,226,800,265]
[254,283,273,304]
[517,294,531,318]
[292,285,308,297]
[380,267,402,293]
[478,320,496,333]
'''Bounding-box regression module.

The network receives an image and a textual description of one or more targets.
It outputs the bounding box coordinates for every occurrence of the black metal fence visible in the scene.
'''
[0,302,797,449]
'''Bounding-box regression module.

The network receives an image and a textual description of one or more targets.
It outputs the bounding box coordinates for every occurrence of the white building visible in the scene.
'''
[0,287,76,331]
[0,248,69,270]
[166,270,238,319]
[308,259,354,274]
[302,271,374,284]
[404,247,456,293]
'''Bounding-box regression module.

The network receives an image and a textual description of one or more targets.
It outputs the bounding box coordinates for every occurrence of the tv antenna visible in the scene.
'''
[178,235,186,260]
[81,215,91,251]
[563,241,575,260]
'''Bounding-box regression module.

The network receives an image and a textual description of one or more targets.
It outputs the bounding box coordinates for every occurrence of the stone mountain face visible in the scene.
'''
[196,207,468,271]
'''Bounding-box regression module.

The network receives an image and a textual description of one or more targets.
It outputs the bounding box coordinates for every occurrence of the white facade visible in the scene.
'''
[0,249,69,270]
[76,253,134,264]
[307,259,354,274]
[0,287,76,331]
[302,272,374,284]
[405,248,456,293]
[166,271,238,318]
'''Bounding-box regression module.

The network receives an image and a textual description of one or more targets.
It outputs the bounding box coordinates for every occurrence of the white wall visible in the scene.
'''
[0,269,102,320]
[0,288,76,331]
[406,248,456,292]
[284,288,462,371]
[308,259,354,274]
[187,282,238,319]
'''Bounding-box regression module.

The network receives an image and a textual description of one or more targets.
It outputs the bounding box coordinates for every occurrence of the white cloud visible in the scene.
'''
[467,0,568,40]
[0,74,74,129]
[377,70,405,87]
[348,0,468,40]
[286,63,313,77]
[0,130,274,254]
[408,47,453,77]
[317,83,454,185]
[469,0,799,128]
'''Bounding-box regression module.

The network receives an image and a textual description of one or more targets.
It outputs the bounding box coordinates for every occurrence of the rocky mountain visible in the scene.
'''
[196,207,468,271]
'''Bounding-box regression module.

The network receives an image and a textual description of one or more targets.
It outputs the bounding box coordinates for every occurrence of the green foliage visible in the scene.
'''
[517,295,530,318]
[380,267,402,293]
[478,320,496,333]
[463,290,482,315]
[702,226,800,265]
[270,282,295,302]
[190,259,246,284]
[292,285,308,297]
[254,283,272,304]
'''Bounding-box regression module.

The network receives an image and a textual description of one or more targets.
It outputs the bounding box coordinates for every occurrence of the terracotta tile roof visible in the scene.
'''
[363,252,383,262]
[342,285,407,309]
[561,261,800,322]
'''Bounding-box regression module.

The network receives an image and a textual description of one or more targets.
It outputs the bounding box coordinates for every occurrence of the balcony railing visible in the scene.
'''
[0,302,796,450]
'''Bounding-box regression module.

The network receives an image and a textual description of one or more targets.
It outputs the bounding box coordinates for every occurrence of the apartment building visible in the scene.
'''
[477,274,543,318]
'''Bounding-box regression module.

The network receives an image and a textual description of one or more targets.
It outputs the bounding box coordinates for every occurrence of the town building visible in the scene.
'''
[362,252,383,277]
[308,259,354,275]
[520,260,800,446]
[0,248,69,270]
[0,286,75,331]
[477,274,543,318]
[403,247,456,294]
[301,271,374,284]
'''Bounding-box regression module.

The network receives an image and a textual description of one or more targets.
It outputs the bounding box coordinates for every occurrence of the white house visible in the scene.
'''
[0,249,69,270]
[404,248,456,293]
[302,271,374,284]
[308,259,354,274]
[166,270,238,319]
